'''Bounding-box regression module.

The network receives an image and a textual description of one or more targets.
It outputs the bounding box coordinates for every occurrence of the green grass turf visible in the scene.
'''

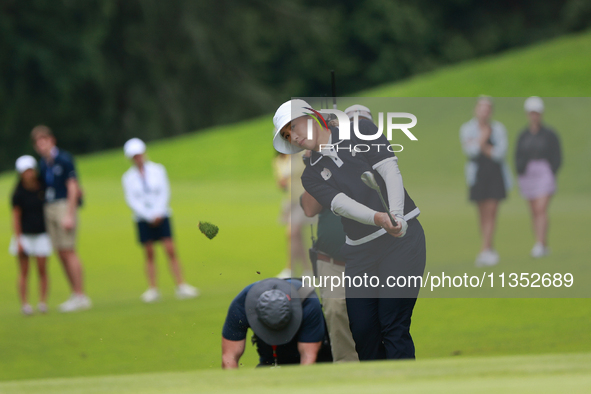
[0,30,590,385]
[0,352,590,394]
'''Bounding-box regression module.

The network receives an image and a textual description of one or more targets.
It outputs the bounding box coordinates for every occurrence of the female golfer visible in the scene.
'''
[9,155,52,315]
[122,138,199,302]
[460,96,511,266]
[515,97,561,258]
[272,100,425,361]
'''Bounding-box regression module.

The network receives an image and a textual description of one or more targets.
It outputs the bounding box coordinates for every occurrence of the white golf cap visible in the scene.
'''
[123,138,146,158]
[272,99,313,154]
[15,155,37,174]
[524,96,544,113]
[344,104,373,121]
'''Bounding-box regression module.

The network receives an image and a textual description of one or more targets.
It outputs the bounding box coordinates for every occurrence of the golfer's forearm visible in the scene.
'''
[331,193,377,226]
[374,158,404,217]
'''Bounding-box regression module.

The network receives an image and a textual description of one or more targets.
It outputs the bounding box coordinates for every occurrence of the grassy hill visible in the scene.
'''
[0,29,590,386]
[365,31,591,97]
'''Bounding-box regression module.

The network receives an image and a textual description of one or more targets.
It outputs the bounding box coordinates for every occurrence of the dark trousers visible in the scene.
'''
[342,219,426,360]
[346,297,417,360]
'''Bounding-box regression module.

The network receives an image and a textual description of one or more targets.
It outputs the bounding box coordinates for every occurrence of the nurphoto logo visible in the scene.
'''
[305,107,418,152]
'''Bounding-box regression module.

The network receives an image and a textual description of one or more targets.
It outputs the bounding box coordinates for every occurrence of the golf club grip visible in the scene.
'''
[376,191,398,227]
[387,212,398,227]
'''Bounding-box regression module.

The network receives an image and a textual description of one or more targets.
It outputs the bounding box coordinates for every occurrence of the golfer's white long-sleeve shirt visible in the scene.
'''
[122,161,171,222]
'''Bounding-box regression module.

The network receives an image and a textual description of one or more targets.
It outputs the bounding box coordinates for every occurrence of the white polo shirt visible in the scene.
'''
[122,161,171,222]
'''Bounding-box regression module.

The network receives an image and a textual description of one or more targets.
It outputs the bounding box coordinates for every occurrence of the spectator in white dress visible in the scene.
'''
[122,138,199,302]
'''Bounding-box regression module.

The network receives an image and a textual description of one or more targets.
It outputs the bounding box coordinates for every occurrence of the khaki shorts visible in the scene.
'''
[44,200,77,250]
[317,260,359,362]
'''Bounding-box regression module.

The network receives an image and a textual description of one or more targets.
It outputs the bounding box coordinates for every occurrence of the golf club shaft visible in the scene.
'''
[376,191,398,226]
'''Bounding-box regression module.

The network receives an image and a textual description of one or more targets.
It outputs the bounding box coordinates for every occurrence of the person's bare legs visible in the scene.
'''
[529,195,551,246]
[58,249,84,295]
[477,199,499,251]
[57,250,75,289]
[17,253,29,306]
[144,241,157,288]
[36,256,48,304]
[161,237,184,285]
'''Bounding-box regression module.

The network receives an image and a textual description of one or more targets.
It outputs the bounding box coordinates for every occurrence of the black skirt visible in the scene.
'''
[469,156,506,202]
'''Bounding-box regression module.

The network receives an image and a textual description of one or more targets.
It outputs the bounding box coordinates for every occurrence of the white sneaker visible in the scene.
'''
[38,302,48,314]
[176,283,199,299]
[531,242,549,258]
[77,295,92,310]
[58,294,77,312]
[276,268,291,279]
[59,294,92,313]
[141,288,161,303]
[22,304,34,316]
[475,249,499,267]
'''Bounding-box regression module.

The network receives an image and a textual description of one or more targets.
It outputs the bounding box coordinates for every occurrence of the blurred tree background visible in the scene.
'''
[1,0,590,170]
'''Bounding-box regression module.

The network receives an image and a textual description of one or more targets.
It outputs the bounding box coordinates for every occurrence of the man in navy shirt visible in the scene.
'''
[272,100,426,361]
[32,125,91,313]
[222,278,327,368]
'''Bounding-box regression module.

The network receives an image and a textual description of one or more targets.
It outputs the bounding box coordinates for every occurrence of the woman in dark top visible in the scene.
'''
[9,156,52,315]
[515,97,562,258]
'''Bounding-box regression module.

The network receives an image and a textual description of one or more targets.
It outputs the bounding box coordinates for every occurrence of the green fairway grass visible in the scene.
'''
[0,30,590,385]
[1,352,590,394]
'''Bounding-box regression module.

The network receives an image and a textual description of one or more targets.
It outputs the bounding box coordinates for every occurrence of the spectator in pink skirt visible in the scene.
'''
[515,97,562,258]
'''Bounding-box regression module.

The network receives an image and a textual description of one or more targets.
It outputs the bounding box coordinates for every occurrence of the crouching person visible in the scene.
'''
[222,278,330,368]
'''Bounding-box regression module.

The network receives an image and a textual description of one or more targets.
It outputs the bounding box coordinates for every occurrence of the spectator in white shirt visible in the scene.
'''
[122,138,199,303]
